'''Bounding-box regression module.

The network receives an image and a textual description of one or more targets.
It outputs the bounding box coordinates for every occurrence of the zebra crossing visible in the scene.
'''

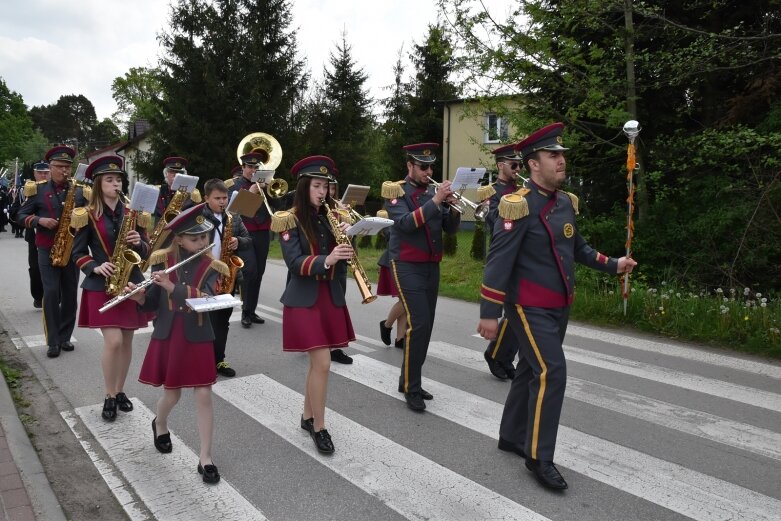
[30,302,781,520]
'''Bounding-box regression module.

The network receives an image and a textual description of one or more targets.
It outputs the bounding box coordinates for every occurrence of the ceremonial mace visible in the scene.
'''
[622,120,641,316]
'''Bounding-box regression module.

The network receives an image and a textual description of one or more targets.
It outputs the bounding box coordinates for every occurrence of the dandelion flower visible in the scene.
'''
[744,287,750,296]
[716,288,724,294]
[756,292,762,299]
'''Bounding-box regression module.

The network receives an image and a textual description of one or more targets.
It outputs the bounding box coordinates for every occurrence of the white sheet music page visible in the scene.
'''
[129,183,160,212]
[186,294,243,312]
[451,167,486,190]
[346,217,394,237]
[171,173,199,192]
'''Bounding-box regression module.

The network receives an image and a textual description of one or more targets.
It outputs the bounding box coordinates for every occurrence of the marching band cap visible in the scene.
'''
[329,166,339,184]
[291,155,336,181]
[515,122,569,159]
[45,145,76,164]
[230,164,241,177]
[84,155,126,182]
[33,162,50,172]
[164,202,213,235]
[240,153,264,167]
[403,143,439,164]
[163,156,188,171]
[492,143,522,161]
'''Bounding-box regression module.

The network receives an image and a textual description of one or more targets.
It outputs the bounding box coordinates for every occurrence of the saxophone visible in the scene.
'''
[322,200,377,304]
[216,212,244,294]
[49,179,79,267]
[105,196,143,297]
[140,188,190,271]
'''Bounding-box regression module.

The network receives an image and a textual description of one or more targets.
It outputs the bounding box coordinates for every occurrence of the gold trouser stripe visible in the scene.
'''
[41,296,48,343]
[516,306,546,460]
[490,319,509,359]
[391,260,412,392]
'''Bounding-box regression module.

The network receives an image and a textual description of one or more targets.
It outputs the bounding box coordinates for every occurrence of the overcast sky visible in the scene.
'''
[0,0,517,124]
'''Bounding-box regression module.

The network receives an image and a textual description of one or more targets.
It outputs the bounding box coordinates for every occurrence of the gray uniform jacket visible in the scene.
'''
[140,251,221,342]
[480,180,619,317]
[279,212,348,308]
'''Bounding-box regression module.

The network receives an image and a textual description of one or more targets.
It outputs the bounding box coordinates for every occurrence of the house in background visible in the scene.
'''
[441,97,523,221]
[116,120,152,194]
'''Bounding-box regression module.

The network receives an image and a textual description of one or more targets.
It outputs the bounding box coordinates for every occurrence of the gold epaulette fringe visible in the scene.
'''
[381,181,405,199]
[70,207,89,230]
[190,188,202,203]
[498,188,530,221]
[137,211,153,232]
[147,248,169,267]
[477,184,496,201]
[224,178,235,189]
[564,191,579,215]
[23,180,37,197]
[210,259,230,276]
[270,210,297,233]
[376,209,388,219]
[81,185,92,200]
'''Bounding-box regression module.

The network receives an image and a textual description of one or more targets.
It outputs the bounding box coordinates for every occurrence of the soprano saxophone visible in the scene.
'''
[216,212,244,294]
[322,199,377,304]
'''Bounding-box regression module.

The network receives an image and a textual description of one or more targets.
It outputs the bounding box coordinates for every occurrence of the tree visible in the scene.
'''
[91,118,122,150]
[29,94,100,152]
[145,0,309,184]
[381,48,414,178]
[0,77,37,163]
[111,67,164,131]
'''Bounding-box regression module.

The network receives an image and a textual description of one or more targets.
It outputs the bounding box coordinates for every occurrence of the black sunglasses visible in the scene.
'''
[502,161,520,170]
[415,163,433,171]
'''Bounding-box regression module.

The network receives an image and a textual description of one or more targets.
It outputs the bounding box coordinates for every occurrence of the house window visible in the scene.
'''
[485,113,509,143]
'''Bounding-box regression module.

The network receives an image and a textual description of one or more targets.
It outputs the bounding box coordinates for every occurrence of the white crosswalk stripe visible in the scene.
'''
[427,341,781,461]
[66,401,267,521]
[213,374,552,521]
[330,355,781,521]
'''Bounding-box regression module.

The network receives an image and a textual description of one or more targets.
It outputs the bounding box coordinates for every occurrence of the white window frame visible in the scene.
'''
[484,113,509,143]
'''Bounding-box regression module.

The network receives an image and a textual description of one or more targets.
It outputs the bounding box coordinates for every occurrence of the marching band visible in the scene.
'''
[11,123,636,489]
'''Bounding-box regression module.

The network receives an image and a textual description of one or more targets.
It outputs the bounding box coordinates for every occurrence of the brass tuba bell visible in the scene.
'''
[236,132,283,170]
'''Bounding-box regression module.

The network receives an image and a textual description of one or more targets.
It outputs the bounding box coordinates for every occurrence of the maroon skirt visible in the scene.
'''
[138,315,216,389]
[283,281,355,352]
[376,266,399,297]
[78,289,149,330]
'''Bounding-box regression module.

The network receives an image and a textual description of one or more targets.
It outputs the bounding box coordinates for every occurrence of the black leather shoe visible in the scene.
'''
[497,437,526,458]
[525,458,568,490]
[379,320,392,345]
[404,392,426,411]
[241,315,251,328]
[330,349,353,364]
[394,338,404,349]
[60,341,75,352]
[502,362,516,380]
[216,361,236,377]
[152,418,172,453]
[101,396,117,422]
[311,428,335,453]
[251,313,265,324]
[115,392,134,412]
[300,415,314,434]
[484,350,509,380]
[198,462,221,484]
[46,344,60,358]
[33,300,42,309]
[397,385,432,400]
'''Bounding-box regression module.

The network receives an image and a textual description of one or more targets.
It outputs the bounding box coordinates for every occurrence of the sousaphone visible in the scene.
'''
[236,132,283,170]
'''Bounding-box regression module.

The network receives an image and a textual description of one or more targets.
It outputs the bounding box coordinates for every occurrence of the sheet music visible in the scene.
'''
[229,189,262,217]
[129,183,160,212]
[346,217,394,237]
[251,170,276,184]
[171,173,199,192]
[74,163,88,182]
[340,184,371,207]
[226,190,240,213]
[452,167,486,190]
[185,294,243,312]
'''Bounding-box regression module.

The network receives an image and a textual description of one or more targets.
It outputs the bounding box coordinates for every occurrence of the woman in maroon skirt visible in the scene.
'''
[272,155,355,454]
[375,210,407,349]
[71,155,150,422]
[128,203,228,484]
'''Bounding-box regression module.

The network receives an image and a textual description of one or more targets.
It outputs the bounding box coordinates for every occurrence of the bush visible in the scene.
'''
[471,223,486,260]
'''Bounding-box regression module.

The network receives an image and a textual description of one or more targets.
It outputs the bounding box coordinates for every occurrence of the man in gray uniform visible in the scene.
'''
[383,143,460,411]
[477,123,636,490]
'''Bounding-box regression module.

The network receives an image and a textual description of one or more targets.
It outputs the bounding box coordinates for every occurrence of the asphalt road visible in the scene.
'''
[1,232,780,521]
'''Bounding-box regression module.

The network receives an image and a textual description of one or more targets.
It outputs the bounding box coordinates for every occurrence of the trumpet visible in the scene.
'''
[426,177,490,221]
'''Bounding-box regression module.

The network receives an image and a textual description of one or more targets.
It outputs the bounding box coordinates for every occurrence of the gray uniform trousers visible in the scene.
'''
[484,317,520,365]
[499,304,569,461]
[392,260,440,395]
[37,248,78,347]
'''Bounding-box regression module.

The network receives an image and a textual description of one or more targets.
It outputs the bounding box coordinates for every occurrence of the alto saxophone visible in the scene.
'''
[140,188,190,271]
[105,194,143,297]
[322,200,377,304]
[49,179,79,267]
[216,212,244,294]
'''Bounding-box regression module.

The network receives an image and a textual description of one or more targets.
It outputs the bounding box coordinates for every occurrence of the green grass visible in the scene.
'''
[269,230,781,359]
